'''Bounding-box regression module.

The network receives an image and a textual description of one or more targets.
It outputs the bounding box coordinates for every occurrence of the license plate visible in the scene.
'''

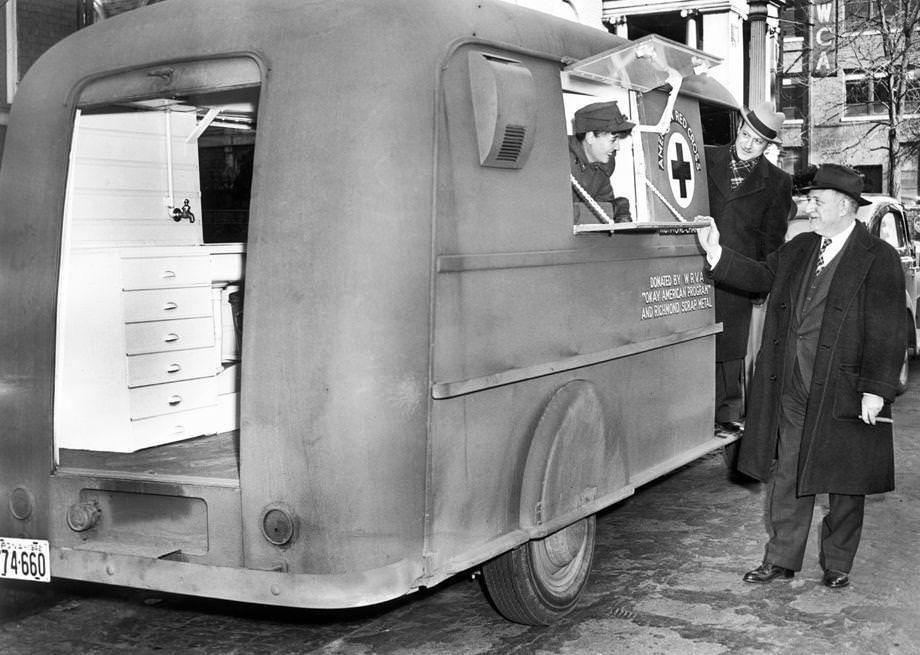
[0,537,50,582]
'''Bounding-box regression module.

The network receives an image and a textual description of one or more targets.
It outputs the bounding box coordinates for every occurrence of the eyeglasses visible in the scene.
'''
[737,126,767,147]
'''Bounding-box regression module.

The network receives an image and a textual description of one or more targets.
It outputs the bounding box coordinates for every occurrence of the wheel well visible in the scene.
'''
[517,380,607,532]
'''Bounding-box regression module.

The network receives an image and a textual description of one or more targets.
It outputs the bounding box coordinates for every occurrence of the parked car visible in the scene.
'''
[904,199,920,243]
[788,194,918,393]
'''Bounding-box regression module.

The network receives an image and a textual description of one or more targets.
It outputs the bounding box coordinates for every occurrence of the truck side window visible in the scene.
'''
[563,90,636,227]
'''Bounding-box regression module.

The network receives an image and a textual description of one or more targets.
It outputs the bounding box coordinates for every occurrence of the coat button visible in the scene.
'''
[769,374,777,381]
[773,338,780,345]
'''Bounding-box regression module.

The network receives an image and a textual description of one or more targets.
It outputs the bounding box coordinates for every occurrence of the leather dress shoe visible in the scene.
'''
[743,562,794,583]
[715,421,744,439]
[822,569,850,588]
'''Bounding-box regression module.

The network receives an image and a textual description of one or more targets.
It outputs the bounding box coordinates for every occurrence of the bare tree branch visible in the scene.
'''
[798,0,920,196]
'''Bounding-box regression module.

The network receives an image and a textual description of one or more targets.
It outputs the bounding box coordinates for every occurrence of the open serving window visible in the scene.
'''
[563,35,723,234]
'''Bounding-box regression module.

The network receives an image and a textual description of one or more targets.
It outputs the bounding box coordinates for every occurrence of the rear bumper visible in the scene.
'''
[51,546,425,609]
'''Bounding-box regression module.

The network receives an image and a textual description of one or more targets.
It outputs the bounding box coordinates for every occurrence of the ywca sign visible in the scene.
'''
[811,0,837,77]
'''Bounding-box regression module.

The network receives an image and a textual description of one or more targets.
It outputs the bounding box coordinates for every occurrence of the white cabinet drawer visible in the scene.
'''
[125,316,214,355]
[130,406,218,450]
[123,286,213,322]
[122,255,210,290]
[129,377,217,420]
[126,348,217,387]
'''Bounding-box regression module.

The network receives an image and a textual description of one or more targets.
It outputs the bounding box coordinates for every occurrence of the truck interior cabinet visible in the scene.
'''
[55,59,259,466]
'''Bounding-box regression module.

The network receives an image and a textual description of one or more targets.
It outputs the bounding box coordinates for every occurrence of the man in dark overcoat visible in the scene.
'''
[705,102,792,438]
[696,164,906,589]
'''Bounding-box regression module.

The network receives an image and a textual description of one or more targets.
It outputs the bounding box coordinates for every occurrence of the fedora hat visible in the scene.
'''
[742,101,785,144]
[801,163,871,206]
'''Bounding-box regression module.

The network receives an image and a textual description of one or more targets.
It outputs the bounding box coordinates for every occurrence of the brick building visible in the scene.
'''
[0,0,165,156]
[1,1,78,154]
[778,0,920,201]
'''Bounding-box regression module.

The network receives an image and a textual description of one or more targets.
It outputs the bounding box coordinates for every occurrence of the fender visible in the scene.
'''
[517,380,627,536]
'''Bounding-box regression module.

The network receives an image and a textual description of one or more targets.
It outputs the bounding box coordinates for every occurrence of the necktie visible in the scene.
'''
[815,237,831,275]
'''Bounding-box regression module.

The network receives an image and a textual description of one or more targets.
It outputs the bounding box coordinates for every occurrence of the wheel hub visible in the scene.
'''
[542,520,587,568]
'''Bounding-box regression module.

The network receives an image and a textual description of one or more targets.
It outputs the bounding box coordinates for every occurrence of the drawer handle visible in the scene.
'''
[163,333,180,343]
[166,363,182,374]
[167,395,183,407]
[171,425,186,435]
[163,301,179,311]
[161,270,177,279]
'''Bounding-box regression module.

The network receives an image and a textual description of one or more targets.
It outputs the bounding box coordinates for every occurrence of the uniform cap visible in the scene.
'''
[572,101,635,135]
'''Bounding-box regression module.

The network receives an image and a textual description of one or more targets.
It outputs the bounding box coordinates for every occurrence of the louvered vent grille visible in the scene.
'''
[468,51,536,169]
[496,125,527,163]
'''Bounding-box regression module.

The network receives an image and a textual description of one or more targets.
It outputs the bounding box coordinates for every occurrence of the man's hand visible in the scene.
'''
[694,216,722,263]
[860,392,885,425]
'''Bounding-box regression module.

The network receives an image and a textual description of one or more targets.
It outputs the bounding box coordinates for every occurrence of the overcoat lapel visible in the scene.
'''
[709,147,731,199]
[815,224,875,358]
[780,233,818,310]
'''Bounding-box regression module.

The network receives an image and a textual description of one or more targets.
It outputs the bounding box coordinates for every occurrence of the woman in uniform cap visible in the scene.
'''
[569,100,634,222]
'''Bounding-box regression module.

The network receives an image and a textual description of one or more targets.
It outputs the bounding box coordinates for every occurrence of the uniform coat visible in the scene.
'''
[710,222,906,495]
[569,135,616,203]
[569,136,630,222]
[705,145,792,361]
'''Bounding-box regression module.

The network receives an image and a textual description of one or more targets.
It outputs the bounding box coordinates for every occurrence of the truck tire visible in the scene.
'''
[482,515,595,625]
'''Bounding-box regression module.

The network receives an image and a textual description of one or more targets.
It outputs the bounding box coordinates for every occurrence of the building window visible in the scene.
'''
[3,0,17,105]
[781,146,803,177]
[906,74,920,114]
[780,2,810,39]
[844,0,870,31]
[843,0,901,31]
[79,0,168,26]
[625,12,687,43]
[901,146,919,202]
[854,164,883,193]
[780,76,808,120]
[845,70,920,117]
[845,72,890,117]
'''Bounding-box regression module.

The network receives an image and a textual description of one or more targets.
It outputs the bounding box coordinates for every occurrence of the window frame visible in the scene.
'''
[780,3,810,39]
[780,75,808,122]
[842,0,904,34]
[878,210,904,249]
[843,69,920,120]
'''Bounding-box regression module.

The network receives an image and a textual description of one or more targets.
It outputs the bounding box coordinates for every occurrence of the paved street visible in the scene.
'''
[2,360,920,654]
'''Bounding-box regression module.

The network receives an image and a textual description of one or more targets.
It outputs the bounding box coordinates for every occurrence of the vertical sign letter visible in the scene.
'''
[811,1,837,77]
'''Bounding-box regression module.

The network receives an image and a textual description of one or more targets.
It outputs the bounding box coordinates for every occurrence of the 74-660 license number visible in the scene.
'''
[0,537,50,582]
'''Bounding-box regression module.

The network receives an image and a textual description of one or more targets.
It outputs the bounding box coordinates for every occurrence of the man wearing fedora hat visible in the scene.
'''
[695,163,906,589]
[569,100,635,223]
[705,101,794,442]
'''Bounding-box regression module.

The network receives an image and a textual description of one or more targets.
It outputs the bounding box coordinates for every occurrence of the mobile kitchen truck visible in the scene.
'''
[0,0,742,624]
